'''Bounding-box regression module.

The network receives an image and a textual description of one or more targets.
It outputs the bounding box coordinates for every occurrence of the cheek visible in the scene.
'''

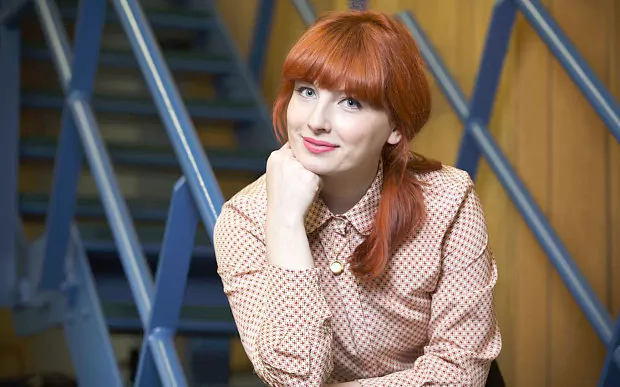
[286,98,306,133]
[335,116,386,151]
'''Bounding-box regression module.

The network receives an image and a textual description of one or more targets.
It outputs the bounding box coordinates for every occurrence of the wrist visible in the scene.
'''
[267,208,306,229]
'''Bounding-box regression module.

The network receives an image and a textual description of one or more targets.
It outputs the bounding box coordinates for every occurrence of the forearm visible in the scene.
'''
[266,212,314,269]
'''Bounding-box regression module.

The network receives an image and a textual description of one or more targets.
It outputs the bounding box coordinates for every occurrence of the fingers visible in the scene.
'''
[279,142,296,159]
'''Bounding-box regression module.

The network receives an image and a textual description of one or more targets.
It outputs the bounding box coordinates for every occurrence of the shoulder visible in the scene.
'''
[416,165,476,220]
[214,174,268,238]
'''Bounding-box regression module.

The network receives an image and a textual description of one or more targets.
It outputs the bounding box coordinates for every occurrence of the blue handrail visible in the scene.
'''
[399,7,616,346]
[396,1,620,385]
[1,0,235,384]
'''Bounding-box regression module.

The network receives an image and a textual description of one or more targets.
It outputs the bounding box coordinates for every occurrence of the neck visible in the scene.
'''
[320,161,380,215]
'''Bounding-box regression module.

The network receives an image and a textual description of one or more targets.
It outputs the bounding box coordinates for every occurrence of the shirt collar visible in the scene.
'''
[304,161,383,236]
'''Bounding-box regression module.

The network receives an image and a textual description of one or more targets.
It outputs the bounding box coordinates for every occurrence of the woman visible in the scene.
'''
[214,10,501,387]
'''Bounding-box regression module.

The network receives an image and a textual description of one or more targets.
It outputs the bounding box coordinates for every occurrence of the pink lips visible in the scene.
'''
[302,136,338,154]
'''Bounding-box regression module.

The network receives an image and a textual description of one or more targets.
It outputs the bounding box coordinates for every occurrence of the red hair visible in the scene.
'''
[272,10,442,279]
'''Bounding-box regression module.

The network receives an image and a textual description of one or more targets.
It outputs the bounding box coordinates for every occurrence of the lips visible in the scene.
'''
[302,136,338,154]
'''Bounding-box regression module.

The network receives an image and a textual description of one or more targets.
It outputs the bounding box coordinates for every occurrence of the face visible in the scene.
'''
[286,81,402,177]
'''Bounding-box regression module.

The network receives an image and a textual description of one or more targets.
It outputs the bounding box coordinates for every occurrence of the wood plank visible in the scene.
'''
[214,0,259,56]
[262,0,316,104]
[548,1,610,385]
[610,0,620,321]
[405,0,461,165]
[470,2,518,385]
[511,10,552,387]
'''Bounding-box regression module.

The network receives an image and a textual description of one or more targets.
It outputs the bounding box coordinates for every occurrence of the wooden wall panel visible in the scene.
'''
[611,0,620,321]
[401,1,462,165]
[262,0,337,105]
[479,9,519,387]
[511,11,552,387]
[548,1,610,385]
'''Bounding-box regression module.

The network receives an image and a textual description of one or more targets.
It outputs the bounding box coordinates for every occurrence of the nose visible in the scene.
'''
[307,103,331,133]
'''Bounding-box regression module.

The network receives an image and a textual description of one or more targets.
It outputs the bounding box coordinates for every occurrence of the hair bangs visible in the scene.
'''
[282,25,389,109]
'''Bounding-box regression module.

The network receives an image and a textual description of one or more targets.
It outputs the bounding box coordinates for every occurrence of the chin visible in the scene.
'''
[295,153,337,176]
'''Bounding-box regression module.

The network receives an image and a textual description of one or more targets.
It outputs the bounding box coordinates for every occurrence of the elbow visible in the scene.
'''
[255,320,334,386]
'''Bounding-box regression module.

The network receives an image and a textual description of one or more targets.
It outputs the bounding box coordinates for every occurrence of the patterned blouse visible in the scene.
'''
[213,164,501,386]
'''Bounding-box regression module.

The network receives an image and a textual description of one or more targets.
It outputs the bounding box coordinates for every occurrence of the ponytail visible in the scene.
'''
[350,142,441,279]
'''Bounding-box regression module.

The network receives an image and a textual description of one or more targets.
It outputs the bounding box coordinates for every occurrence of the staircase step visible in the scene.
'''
[20,137,268,173]
[59,4,216,31]
[22,45,234,74]
[20,193,172,222]
[103,303,237,334]
[79,222,214,258]
[21,91,260,121]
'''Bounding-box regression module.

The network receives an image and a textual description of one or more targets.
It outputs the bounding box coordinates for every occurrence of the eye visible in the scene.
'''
[341,97,362,110]
[295,86,316,99]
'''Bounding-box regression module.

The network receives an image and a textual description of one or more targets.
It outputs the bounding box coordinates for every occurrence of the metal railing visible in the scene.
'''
[0,0,240,384]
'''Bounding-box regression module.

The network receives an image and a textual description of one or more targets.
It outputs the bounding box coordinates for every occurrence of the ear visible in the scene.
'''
[386,128,403,145]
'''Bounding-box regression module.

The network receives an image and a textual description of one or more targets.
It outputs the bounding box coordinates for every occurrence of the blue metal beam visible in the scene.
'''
[515,0,620,144]
[248,0,275,82]
[12,226,123,386]
[0,14,20,306]
[148,328,188,387]
[456,0,517,178]
[69,92,154,326]
[39,0,107,291]
[599,314,620,386]
[291,0,316,27]
[109,0,226,238]
[136,178,197,387]
[397,11,469,121]
[396,8,614,349]
[349,0,367,10]
[62,225,124,387]
[34,0,72,90]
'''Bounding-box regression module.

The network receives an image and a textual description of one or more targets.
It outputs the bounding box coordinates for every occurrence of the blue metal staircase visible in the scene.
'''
[1,0,277,385]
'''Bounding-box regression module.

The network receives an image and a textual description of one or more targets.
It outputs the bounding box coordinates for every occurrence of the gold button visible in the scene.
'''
[330,260,344,275]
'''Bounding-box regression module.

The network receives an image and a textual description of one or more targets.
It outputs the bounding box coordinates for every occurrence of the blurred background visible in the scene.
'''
[0,0,619,386]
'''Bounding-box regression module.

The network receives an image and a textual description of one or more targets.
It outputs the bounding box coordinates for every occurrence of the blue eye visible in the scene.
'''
[296,86,316,98]
[343,97,362,109]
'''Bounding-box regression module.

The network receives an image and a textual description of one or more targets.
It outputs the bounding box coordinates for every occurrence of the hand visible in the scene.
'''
[266,142,322,224]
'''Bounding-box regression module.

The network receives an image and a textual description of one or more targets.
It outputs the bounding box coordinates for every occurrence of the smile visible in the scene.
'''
[302,136,338,154]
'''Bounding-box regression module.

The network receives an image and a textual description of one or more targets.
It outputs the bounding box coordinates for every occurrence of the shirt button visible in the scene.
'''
[330,260,344,275]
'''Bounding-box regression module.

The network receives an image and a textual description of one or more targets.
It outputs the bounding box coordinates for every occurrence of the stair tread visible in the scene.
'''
[21,90,260,121]
[78,222,212,246]
[22,89,253,108]
[20,137,268,172]
[58,3,216,30]
[23,43,226,60]
[103,302,233,321]
[22,44,233,73]
[20,193,177,221]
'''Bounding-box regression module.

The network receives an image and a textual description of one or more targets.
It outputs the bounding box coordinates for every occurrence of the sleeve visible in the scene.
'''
[213,203,334,387]
[358,181,502,387]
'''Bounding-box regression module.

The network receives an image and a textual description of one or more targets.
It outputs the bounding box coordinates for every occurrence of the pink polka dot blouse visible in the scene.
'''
[213,164,501,386]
